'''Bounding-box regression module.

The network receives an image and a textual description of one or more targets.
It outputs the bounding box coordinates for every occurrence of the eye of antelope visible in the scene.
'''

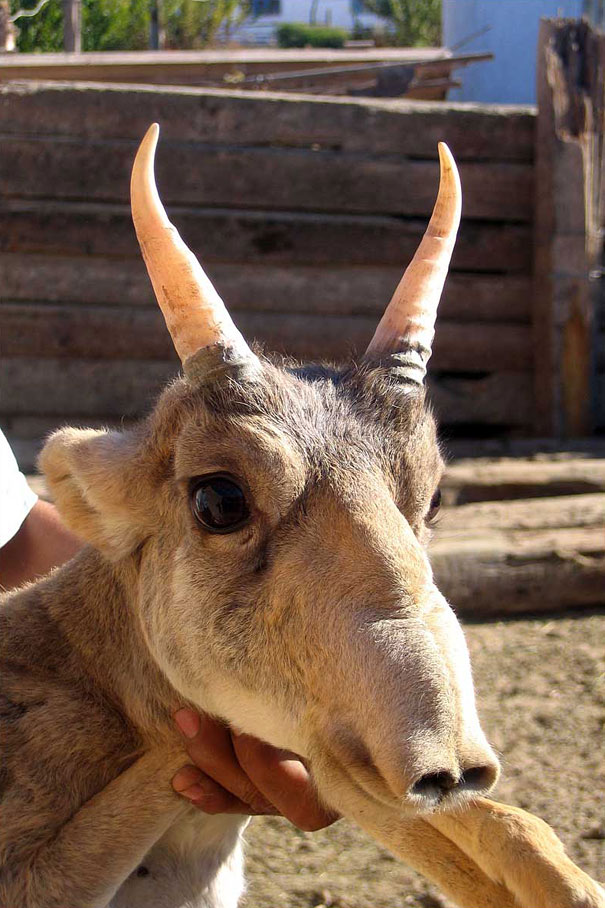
[190,475,250,534]
[427,488,442,523]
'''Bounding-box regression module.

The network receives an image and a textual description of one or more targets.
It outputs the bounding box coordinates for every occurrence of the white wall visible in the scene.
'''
[442,0,584,104]
[279,0,377,28]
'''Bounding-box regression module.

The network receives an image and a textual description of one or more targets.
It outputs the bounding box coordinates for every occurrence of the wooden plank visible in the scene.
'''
[442,457,605,505]
[428,372,533,427]
[0,255,532,322]
[1,303,533,369]
[437,493,605,534]
[444,437,605,459]
[0,200,533,273]
[533,19,603,435]
[0,80,535,162]
[0,358,533,427]
[431,524,605,619]
[0,358,176,418]
[0,48,469,86]
[0,136,533,221]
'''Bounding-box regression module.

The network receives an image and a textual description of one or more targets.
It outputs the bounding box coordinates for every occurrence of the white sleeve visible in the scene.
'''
[0,429,38,548]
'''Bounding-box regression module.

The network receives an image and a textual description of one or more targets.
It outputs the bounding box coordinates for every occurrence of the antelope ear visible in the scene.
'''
[39,427,155,560]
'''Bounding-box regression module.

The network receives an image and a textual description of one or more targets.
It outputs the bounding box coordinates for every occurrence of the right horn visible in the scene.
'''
[365,143,461,384]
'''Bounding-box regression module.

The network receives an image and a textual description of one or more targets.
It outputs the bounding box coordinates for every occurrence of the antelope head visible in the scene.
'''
[41,125,499,820]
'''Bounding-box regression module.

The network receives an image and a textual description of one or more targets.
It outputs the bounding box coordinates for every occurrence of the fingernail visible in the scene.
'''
[180,783,208,802]
[174,709,200,739]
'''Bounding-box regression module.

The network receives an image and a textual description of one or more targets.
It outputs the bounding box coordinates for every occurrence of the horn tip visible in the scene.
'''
[437,141,455,172]
[141,122,160,155]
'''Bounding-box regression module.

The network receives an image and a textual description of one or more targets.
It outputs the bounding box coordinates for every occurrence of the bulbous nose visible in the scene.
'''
[410,760,499,805]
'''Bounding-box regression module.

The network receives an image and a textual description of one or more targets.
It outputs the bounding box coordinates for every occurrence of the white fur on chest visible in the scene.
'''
[110,810,248,908]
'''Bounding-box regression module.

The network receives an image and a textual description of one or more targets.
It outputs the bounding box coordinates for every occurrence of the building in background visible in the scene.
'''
[442,0,601,104]
[232,0,386,44]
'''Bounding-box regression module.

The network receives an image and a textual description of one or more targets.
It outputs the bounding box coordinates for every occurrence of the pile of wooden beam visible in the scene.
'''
[0,48,492,100]
[430,456,605,620]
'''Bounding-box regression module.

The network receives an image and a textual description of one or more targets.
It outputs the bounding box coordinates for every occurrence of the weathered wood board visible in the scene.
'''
[0,80,536,444]
[432,523,604,619]
[0,81,536,163]
[2,304,533,369]
[0,135,532,221]
[442,457,605,504]
[431,487,605,619]
[0,201,533,273]
[0,358,534,424]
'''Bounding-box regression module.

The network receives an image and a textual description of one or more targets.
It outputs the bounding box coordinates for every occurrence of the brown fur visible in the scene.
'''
[1,355,603,908]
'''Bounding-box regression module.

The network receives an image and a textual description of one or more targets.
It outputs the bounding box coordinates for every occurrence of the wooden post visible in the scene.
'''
[62,0,81,53]
[533,18,605,436]
[0,0,17,51]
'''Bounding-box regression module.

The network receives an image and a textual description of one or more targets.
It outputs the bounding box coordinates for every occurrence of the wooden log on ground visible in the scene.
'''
[431,522,605,620]
[442,458,605,505]
[436,493,604,535]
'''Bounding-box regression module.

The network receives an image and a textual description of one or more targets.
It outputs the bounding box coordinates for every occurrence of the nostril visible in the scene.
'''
[411,770,459,797]
[460,763,498,792]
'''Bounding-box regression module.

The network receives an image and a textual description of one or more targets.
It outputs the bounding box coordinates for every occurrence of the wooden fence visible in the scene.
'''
[3,26,599,467]
[0,81,536,467]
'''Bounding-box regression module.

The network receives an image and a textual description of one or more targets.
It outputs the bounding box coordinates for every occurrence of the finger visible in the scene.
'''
[232,733,339,832]
[172,764,273,816]
[173,710,275,814]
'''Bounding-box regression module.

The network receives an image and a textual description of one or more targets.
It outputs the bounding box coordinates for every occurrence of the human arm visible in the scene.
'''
[0,498,82,590]
[0,429,81,591]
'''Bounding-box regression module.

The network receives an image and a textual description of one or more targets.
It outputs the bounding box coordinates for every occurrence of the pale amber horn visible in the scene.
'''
[130,123,253,368]
[366,143,462,376]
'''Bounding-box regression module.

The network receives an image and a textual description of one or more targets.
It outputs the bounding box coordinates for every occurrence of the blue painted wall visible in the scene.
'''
[442,0,584,104]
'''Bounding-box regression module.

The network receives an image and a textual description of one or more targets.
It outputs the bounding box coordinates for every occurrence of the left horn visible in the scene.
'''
[131,123,255,374]
[365,143,461,381]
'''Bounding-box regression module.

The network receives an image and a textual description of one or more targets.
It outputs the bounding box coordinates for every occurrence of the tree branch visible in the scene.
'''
[11,0,52,23]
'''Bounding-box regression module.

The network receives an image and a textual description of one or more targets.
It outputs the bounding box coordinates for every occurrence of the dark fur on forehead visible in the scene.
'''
[156,352,443,527]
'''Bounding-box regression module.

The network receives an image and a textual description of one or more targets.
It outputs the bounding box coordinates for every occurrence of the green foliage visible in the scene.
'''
[10,0,63,52]
[361,0,440,47]
[10,0,248,52]
[276,22,346,48]
[162,0,245,49]
[82,0,148,50]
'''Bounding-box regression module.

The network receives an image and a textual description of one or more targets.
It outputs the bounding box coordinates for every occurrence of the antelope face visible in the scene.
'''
[42,125,499,819]
[136,359,498,816]
[129,124,499,815]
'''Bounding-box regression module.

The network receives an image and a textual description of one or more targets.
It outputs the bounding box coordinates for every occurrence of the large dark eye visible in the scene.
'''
[427,488,442,523]
[190,475,250,534]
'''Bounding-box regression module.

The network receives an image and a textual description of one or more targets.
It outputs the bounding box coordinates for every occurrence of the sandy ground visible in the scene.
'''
[242,610,605,908]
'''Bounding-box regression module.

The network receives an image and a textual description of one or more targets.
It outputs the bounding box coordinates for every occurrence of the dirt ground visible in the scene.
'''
[242,610,605,908]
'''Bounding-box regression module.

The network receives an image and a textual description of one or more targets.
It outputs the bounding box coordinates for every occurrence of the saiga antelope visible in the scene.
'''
[1,125,603,908]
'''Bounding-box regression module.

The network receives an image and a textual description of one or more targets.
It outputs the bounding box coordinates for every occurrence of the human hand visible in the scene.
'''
[171,709,339,832]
